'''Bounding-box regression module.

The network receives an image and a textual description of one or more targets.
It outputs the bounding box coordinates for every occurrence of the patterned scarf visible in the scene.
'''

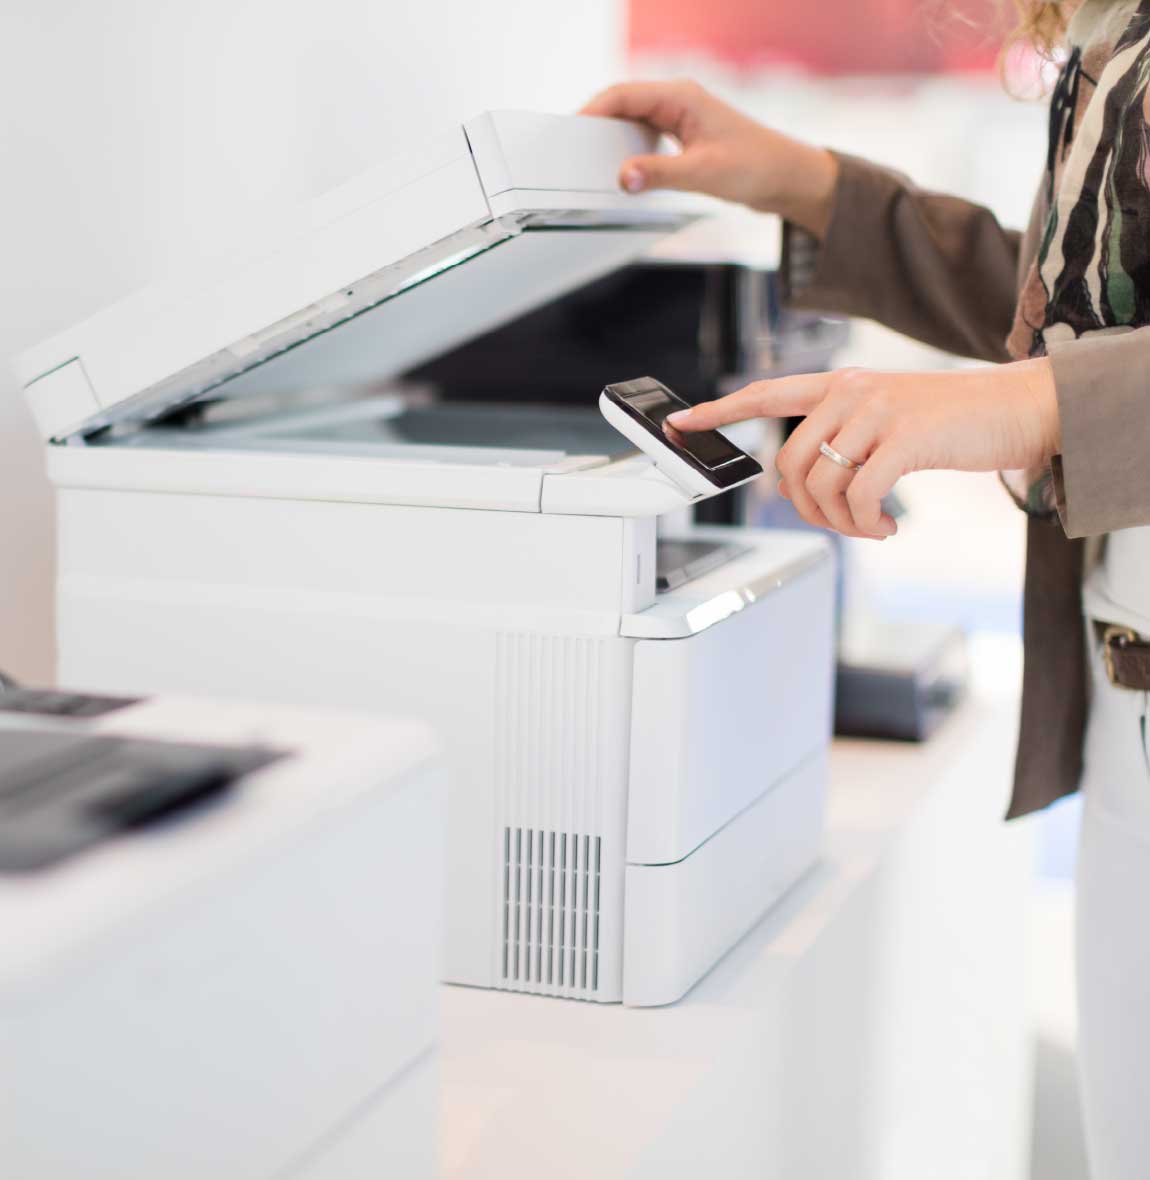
[1004,0,1150,515]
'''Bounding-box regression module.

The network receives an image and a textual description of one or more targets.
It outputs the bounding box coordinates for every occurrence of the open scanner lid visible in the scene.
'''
[18,111,702,444]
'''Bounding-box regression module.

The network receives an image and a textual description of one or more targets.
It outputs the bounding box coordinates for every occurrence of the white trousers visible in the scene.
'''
[1077,633,1150,1180]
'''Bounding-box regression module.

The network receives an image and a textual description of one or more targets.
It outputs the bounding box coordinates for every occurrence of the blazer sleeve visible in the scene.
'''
[1049,328,1150,537]
[782,152,1022,364]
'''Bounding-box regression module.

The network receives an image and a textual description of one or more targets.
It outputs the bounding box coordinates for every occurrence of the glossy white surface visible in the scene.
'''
[441,637,1034,1179]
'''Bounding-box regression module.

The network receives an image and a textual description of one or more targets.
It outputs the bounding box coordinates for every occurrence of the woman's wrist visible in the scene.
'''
[1013,356,1062,460]
[751,139,839,239]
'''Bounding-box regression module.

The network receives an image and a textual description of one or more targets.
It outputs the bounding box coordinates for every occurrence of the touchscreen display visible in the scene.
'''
[617,383,745,471]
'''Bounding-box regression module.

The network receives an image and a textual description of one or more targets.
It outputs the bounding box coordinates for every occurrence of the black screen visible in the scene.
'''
[617,383,745,471]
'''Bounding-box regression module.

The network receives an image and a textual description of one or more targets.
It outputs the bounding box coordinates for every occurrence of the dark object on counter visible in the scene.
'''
[834,621,969,741]
[0,688,141,719]
[0,728,281,873]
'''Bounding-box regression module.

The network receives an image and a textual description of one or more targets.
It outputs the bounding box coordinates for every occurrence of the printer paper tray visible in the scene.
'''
[623,749,826,1006]
[621,527,829,639]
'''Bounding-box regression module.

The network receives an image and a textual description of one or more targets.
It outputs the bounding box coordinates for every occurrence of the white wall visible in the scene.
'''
[0,0,624,683]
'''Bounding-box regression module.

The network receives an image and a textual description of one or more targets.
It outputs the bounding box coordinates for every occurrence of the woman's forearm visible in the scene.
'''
[751,136,839,238]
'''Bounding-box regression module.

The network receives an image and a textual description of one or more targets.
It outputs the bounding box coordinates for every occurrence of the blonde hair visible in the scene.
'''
[1008,0,1071,57]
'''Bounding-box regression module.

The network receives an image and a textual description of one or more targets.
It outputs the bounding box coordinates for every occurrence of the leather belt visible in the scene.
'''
[1094,621,1150,690]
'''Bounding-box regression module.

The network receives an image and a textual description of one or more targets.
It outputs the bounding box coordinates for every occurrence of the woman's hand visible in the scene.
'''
[665,360,1061,540]
[579,80,839,237]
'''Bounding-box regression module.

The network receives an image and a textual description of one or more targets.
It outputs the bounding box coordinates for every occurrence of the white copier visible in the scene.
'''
[0,686,443,1179]
[17,111,836,1007]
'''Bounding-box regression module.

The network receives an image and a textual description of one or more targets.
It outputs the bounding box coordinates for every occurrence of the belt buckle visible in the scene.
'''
[1103,625,1139,686]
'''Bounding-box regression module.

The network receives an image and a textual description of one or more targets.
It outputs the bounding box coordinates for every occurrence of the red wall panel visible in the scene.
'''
[629,0,1005,74]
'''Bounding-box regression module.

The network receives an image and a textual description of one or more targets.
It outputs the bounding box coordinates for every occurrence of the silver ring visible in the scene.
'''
[819,441,862,472]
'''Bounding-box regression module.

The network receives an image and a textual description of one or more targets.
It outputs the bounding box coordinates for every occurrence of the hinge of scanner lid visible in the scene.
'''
[485,213,525,239]
[24,358,104,445]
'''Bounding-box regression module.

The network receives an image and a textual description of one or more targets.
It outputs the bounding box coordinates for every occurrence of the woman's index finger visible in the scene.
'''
[668,373,831,431]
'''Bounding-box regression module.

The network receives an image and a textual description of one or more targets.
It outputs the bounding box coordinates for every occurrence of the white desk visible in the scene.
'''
[441,637,1034,1179]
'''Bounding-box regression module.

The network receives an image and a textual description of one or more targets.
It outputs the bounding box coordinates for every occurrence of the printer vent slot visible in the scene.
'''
[502,827,601,996]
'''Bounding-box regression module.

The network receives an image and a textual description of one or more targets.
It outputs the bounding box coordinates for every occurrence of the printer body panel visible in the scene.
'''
[627,548,835,867]
[51,459,832,1006]
[56,484,637,618]
[54,477,641,1001]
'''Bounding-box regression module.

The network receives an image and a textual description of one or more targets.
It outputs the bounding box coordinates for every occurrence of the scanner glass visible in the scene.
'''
[110,400,635,470]
[273,403,629,457]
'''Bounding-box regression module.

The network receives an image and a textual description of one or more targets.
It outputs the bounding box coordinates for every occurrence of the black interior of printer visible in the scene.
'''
[404,263,759,402]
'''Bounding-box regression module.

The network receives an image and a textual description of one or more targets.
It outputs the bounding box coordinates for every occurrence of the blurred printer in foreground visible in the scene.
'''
[0,684,443,1180]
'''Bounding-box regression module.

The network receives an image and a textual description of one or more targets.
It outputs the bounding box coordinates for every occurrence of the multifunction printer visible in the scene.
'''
[0,687,443,1179]
[17,111,836,1007]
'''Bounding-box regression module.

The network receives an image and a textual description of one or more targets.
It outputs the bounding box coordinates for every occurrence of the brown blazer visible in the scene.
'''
[783,153,1150,819]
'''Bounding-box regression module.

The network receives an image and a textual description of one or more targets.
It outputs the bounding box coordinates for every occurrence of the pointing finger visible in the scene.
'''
[666,373,832,431]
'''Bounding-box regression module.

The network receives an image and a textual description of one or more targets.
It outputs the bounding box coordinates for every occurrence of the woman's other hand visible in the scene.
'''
[665,360,1061,540]
[579,80,839,237]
